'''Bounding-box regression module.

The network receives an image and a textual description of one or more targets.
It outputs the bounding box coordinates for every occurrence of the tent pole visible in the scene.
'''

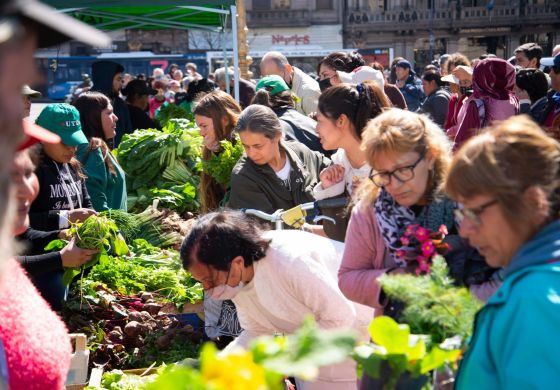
[231,5,240,103]
[222,28,230,95]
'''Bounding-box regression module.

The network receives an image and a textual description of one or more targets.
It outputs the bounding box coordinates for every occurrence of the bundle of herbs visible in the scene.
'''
[45,215,129,285]
[198,137,245,187]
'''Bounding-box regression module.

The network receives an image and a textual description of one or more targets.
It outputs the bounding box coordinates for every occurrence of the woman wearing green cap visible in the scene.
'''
[252,75,328,156]
[29,103,96,231]
[73,92,127,212]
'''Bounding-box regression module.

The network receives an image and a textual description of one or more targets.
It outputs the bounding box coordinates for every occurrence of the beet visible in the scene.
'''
[156,335,170,349]
[124,321,142,338]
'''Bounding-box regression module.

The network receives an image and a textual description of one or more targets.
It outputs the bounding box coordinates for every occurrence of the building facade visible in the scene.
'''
[246,0,345,75]
[345,0,559,68]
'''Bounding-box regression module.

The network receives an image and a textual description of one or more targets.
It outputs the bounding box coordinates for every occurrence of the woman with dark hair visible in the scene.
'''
[418,70,451,128]
[122,79,158,130]
[73,92,127,211]
[515,68,549,124]
[314,82,391,241]
[252,75,328,155]
[193,90,241,213]
[229,105,330,213]
[181,210,366,390]
[316,51,365,91]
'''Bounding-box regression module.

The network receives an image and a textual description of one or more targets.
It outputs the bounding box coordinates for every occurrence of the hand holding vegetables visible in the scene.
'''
[67,208,97,224]
[60,237,98,268]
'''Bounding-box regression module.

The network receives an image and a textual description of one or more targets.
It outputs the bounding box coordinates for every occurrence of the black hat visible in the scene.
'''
[0,0,110,48]
[123,79,157,97]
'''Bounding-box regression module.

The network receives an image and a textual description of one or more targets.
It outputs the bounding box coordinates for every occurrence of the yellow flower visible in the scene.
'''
[200,344,269,390]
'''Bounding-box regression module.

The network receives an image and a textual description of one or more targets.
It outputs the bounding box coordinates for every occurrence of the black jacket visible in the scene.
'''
[92,60,133,146]
[29,153,93,231]
[274,106,331,157]
[15,228,62,276]
[128,104,159,130]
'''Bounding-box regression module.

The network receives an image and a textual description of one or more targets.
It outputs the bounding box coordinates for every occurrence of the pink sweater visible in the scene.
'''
[0,260,71,389]
[338,203,499,311]
[338,204,394,311]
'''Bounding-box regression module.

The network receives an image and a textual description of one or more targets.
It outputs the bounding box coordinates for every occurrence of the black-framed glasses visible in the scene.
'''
[454,199,498,227]
[369,154,425,187]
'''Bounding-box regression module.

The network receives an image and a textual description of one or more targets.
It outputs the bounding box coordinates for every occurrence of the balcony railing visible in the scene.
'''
[247,9,311,28]
[346,4,557,31]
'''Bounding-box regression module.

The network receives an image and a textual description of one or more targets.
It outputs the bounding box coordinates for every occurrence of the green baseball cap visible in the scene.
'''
[35,104,88,147]
[256,75,290,96]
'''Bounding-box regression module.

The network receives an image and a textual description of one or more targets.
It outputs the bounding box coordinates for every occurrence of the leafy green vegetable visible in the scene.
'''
[156,102,193,128]
[85,251,202,307]
[116,121,203,215]
[378,256,482,344]
[352,316,461,388]
[199,137,244,186]
[99,209,182,249]
[46,215,129,285]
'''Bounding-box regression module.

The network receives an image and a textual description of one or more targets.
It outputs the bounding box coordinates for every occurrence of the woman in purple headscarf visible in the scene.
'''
[450,58,519,151]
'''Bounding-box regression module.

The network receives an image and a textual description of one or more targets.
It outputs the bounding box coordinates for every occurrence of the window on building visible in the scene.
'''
[273,0,291,9]
[253,0,271,10]
[317,0,333,9]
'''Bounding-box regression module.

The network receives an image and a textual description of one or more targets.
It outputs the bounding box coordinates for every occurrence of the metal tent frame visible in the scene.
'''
[42,1,240,101]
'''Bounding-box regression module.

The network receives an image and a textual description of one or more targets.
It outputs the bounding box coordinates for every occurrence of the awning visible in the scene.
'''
[41,0,241,101]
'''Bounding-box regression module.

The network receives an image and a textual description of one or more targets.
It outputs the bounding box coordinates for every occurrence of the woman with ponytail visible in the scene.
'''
[313,81,390,241]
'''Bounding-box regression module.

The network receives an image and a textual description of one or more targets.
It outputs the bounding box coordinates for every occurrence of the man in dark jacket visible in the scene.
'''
[395,59,425,111]
[92,60,133,147]
[418,70,451,128]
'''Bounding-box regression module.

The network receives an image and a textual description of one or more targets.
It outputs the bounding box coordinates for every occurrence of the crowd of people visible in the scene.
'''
[2,0,560,387]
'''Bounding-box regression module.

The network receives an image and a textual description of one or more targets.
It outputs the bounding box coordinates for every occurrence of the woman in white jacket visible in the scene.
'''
[181,210,369,390]
[314,81,391,241]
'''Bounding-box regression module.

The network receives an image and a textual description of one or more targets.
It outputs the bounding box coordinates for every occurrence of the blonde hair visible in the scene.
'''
[446,115,560,225]
[358,108,452,206]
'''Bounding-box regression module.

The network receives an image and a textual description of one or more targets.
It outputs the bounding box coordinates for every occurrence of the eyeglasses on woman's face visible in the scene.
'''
[369,154,425,187]
[454,199,499,227]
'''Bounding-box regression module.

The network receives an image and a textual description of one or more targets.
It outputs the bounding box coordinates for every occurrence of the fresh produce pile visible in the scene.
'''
[117,119,203,216]
[63,241,203,370]
[64,281,202,371]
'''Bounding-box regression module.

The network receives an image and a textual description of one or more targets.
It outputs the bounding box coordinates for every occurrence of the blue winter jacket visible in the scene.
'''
[455,220,560,389]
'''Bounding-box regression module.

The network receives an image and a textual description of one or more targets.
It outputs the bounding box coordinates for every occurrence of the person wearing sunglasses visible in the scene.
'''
[338,109,500,318]
[446,115,560,389]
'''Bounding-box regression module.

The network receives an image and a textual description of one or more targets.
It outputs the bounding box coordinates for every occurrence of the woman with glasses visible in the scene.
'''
[446,115,560,389]
[338,109,499,315]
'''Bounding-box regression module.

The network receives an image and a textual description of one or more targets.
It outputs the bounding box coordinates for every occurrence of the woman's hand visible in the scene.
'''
[320,164,345,189]
[60,238,98,268]
[67,208,97,223]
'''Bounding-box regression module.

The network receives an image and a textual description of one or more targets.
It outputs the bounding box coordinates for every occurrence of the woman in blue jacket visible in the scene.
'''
[446,115,560,389]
